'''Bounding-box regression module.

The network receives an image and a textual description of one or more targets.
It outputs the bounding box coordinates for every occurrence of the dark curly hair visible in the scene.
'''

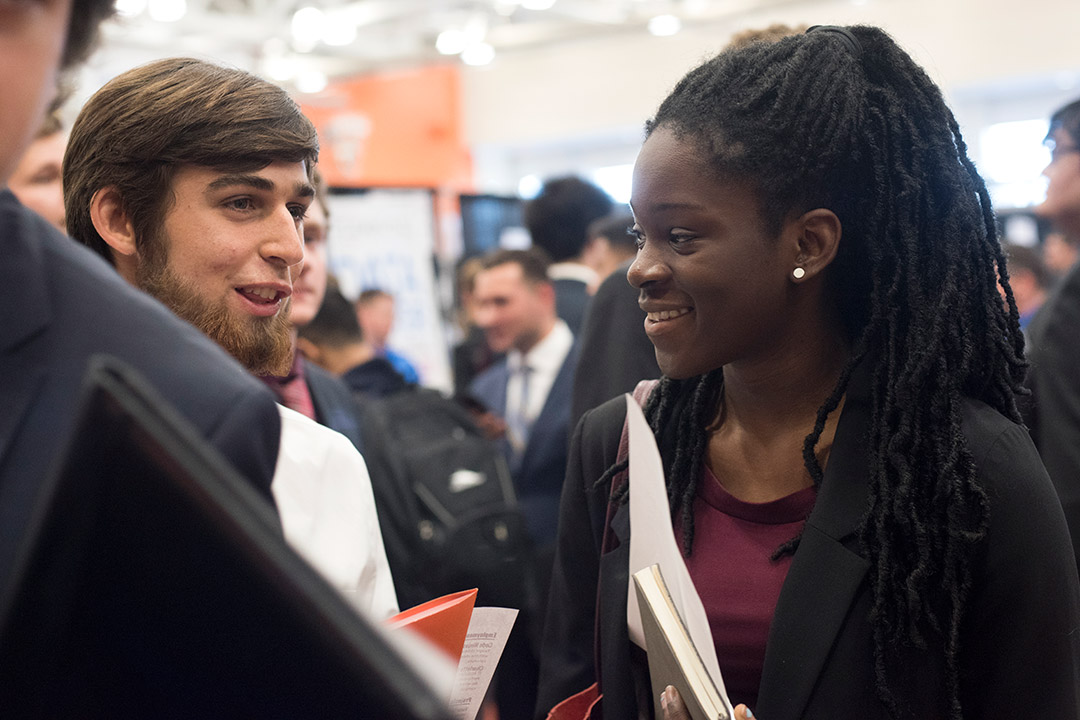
[65,0,117,69]
[524,176,614,262]
[599,25,1025,719]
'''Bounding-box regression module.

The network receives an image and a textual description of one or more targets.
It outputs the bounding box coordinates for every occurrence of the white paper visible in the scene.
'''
[625,395,732,708]
[448,607,518,720]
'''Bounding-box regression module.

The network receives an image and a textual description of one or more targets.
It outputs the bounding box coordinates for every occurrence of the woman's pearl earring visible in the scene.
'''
[792,267,806,280]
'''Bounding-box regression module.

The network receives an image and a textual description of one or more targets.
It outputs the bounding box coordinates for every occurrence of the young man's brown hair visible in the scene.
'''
[64,58,319,265]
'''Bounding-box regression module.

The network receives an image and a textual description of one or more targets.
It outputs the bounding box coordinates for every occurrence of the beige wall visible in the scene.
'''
[461,0,1080,190]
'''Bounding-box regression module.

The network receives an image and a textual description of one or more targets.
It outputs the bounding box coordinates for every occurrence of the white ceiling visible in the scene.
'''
[96,0,817,91]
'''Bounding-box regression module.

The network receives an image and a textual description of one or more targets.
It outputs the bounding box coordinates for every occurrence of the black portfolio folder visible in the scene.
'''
[0,355,455,719]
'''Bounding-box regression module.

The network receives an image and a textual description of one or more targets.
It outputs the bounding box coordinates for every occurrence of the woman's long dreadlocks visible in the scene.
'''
[598,26,1027,719]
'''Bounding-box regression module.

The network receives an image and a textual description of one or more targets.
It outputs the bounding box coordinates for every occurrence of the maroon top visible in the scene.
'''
[677,466,817,710]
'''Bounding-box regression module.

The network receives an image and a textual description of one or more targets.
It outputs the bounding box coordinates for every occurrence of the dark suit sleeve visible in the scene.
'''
[535,399,626,719]
[959,421,1080,717]
[570,263,659,433]
[1024,264,1080,569]
[202,386,281,505]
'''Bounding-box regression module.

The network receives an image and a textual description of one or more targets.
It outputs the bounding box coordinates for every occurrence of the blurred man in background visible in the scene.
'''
[468,247,577,720]
[523,176,613,334]
[8,112,67,233]
[1001,242,1049,331]
[1025,97,1080,571]
[262,170,369,452]
[355,288,420,385]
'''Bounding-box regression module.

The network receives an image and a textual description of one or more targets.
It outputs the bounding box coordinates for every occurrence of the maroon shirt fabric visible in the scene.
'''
[677,466,817,710]
[259,353,316,420]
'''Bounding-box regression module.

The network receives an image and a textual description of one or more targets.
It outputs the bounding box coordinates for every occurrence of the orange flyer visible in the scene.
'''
[385,589,478,662]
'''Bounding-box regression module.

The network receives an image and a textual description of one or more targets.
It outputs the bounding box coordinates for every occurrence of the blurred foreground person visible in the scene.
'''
[539,25,1080,720]
[0,0,282,594]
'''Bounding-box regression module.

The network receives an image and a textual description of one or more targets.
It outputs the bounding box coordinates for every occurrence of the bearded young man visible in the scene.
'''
[63,57,397,618]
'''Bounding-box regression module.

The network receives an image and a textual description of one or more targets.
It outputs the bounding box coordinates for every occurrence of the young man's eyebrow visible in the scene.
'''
[204,174,315,198]
[206,173,275,192]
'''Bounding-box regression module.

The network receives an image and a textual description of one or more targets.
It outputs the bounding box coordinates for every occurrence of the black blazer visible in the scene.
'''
[304,358,366,453]
[537,373,1080,719]
[0,191,281,591]
[570,262,659,434]
[553,278,590,337]
[1023,259,1080,573]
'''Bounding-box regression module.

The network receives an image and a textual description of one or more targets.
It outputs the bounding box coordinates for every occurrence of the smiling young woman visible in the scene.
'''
[537,25,1080,720]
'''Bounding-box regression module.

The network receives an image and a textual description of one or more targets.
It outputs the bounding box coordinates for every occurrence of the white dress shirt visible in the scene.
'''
[272,405,399,620]
[505,319,574,441]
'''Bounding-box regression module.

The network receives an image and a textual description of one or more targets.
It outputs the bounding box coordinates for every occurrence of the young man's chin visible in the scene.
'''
[204,303,295,377]
[138,264,294,376]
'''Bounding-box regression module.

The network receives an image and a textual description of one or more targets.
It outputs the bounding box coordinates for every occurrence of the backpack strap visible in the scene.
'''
[616,380,660,475]
[600,379,660,556]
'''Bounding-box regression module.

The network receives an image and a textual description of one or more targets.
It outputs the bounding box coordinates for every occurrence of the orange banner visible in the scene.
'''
[300,64,473,190]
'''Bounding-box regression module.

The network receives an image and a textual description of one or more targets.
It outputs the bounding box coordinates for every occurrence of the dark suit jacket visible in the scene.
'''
[538,375,1080,719]
[553,278,590,337]
[0,190,281,591]
[304,358,365,453]
[570,262,659,433]
[1023,259,1080,572]
[469,342,579,549]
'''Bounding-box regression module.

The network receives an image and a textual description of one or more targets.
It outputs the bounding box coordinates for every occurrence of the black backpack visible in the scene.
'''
[360,388,536,611]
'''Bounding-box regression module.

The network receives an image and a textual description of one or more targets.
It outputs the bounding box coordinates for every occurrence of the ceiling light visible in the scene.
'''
[323,17,357,47]
[518,174,541,199]
[147,0,185,22]
[114,0,146,18]
[296,70,328,94]
[521,0,556,9]
[461,42,495,66]
[291,7,325,48]
[263,57,295,83]
[647,14,681,36]
[436,29,469,55]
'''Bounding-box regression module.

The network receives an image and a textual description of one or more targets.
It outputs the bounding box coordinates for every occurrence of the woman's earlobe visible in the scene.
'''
[793,208,842,279]
[89,187,138,258]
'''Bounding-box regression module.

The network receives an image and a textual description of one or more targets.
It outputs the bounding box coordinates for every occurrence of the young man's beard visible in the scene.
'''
[137,257,294,377]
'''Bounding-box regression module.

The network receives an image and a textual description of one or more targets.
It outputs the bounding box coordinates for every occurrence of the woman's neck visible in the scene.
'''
[706,331,851,503]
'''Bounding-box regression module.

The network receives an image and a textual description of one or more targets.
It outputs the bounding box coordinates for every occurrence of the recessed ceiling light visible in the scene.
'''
[147,0,185,22]
[296,70,328,94]
[114,0,146,18]
[436,29,469,55]
[461,42,495,66]
[648,14,681,37]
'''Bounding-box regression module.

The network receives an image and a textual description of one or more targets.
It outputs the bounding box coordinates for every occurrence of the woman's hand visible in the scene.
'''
[659,686,754,720]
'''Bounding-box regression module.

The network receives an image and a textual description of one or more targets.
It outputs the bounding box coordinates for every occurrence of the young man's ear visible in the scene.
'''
[789,208,842,282]
[89,186,140,282]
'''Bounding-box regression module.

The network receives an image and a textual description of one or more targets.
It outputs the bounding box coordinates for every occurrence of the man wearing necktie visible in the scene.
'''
[468,248,578,720]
